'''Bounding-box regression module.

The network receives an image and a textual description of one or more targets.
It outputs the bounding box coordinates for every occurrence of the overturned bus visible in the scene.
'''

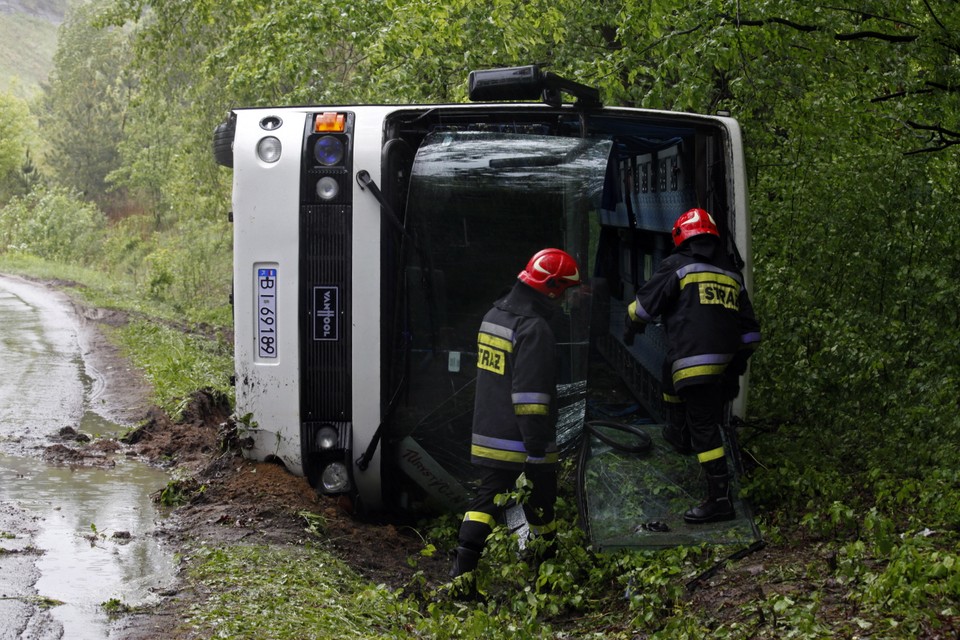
[213,66,755,544]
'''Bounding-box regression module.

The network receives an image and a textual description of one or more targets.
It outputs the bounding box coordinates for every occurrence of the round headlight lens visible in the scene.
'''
[316,177,340,201]
[320,462,350,493]
[314,135,344,166]
[316,425,338,449]
[257,137,282,163]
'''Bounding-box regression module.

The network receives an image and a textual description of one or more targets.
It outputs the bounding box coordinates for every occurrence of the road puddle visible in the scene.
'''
[0,275,175,639]
[0,455,176,639]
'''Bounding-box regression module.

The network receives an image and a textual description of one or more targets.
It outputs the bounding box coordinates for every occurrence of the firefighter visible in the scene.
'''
[449,248,581,580]
[624,208,761,524]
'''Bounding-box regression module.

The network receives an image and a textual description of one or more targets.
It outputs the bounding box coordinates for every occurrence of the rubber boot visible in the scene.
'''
[683,472,735,524]
[449,546,481,579]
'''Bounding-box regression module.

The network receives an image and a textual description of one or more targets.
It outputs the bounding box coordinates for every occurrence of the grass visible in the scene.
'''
[0,252,231,325]
[107,319,234,418]
[183,543,407,639]
[0,252,160,315]
[3,254,958,639]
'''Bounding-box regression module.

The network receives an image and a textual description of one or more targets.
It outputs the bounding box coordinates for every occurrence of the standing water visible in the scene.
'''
[0,275,175,640]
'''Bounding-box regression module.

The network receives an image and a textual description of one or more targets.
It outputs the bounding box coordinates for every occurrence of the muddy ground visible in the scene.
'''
[58,296,449,639]
[67,305,754,639]
[116,393,445,639]
[49,289,959,639]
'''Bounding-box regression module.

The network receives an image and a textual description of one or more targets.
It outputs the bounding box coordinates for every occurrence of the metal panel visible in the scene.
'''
[299,203,352,422]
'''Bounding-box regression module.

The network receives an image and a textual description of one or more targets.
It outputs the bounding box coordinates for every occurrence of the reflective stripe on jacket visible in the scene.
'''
[634,236,761,391]
[471,282,559,471]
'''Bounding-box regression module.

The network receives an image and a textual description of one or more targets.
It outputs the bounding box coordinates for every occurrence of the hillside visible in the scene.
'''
[0,0,69,98]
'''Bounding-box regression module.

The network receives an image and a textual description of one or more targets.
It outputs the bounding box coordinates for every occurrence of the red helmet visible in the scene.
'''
[518,248,581,298]
[672,208,719,247]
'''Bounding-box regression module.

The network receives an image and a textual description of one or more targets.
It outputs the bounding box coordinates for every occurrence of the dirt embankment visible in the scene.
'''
[58,283,952,639]
[106,390,445,639]
[40,288,444,639]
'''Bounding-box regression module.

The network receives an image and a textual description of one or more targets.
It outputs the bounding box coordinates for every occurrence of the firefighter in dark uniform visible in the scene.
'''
[624,208,761,524]
[449,248,581,579]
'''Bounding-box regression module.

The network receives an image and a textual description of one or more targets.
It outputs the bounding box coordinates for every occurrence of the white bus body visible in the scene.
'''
[215,67,752,514]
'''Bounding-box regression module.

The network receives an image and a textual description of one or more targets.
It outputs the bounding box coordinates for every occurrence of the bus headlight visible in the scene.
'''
[316,177,340,201]
[321,462,350,493]
[316,425,339,449]
[257,137,282,163]
[314,135,344,166]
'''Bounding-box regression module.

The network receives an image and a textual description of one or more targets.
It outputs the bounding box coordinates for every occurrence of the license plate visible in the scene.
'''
[257,268,278,358]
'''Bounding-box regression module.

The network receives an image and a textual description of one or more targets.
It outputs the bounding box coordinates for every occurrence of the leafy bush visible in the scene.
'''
[98,213,157,285]
[0,186,106,262]
[139,217,232,323]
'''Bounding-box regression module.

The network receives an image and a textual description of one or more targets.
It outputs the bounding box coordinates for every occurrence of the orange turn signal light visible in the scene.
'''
[315,112,346,132]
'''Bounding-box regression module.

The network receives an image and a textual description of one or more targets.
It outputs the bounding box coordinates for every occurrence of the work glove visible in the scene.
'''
[622,300,646,346]
[720,350,751,400]
[720,373,740,402]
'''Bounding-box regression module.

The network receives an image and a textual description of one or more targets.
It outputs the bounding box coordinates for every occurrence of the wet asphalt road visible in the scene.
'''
[0,275,174,640]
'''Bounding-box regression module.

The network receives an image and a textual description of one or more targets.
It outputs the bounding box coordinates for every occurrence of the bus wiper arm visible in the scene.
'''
[356,170,409,238]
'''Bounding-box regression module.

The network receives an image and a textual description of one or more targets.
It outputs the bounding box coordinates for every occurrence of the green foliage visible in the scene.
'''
[401,483,719,639]
[108,319,233,418]
[0,91,40,204]
[185,543,402,639]
[0,186,106,262]
[67,212,233,326]
[158,475,205,507]
[137,216,232,319]
[0,93,30,178]
[98,213,155,281]
[829,532,960,633]
[100,597,134,618]
[4,0,960,635]
[38,0,135,214]
[299,510,327,538]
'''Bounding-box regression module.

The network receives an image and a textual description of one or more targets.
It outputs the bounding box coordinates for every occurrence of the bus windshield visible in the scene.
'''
[385,131,612,508]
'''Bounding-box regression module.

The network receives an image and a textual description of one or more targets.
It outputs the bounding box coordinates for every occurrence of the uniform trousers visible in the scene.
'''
[457,464,557,552]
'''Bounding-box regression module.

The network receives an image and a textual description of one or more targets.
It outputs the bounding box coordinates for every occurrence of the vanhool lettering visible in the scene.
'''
[314,286,339,340]
[320,290,334,337]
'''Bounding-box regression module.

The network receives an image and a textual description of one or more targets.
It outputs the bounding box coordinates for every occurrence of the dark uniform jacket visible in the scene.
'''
[471,282,559,471]
[633,236,761,391]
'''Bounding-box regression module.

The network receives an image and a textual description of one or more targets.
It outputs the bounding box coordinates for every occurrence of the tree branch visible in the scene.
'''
[873,81,960,103]
[820,5,921,30]
[924,81,960,94]
[906,120,960,138]
[922,0,947,32]
[834,31,917,43]
[719,13,918,43]
[904,143,958,156]
[871,88,935,103]
[904,120,960,155]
